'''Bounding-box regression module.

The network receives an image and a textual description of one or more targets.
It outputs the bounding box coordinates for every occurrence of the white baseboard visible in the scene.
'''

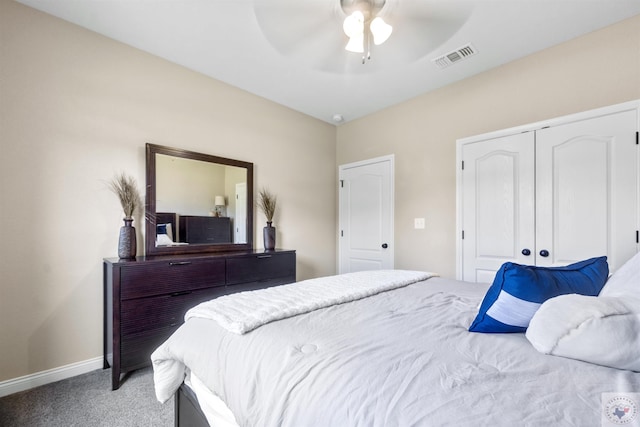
[0,356,104,398]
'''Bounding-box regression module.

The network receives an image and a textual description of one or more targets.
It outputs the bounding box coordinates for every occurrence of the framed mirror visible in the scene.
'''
[145,143,253,256]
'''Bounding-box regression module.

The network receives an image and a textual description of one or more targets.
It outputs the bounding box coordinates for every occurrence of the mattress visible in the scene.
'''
[152,275,640,426]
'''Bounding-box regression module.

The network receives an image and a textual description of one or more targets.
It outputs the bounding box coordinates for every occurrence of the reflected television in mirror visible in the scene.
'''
[145,143,253,256]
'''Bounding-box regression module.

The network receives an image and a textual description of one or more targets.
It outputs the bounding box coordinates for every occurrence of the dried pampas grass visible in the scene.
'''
[108,173,141,219]
[257,187,277,223]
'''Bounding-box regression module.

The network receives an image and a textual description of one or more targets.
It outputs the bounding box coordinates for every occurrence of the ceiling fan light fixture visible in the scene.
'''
[345,34,364,53]
[370,17,392,45]
[343,11,364,38]
[341,1,391,60]
[343,11,365,52]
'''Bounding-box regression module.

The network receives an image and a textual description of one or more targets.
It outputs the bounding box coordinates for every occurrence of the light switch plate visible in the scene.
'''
[414,218,425,229]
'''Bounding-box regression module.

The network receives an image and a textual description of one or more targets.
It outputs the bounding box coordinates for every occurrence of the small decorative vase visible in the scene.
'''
[263,221,276,251]
[118,218,137,259]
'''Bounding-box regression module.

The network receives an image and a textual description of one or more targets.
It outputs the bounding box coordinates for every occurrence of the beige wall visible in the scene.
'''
[0,1,336,382]
[337,14,640,279]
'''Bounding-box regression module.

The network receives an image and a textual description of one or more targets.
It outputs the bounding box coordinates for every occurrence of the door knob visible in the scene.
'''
[381,243,388,249]
[539,249,549,257]
[521,249,531,256]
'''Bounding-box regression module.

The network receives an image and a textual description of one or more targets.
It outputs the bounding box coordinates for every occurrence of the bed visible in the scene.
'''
[155,212,178,246]
[151,262,640,427]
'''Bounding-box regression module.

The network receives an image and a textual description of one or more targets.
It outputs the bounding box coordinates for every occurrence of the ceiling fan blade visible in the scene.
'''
[254,0,373,73]
[254,0,340,55]
[252,0,475,73]
[376,1,476,63]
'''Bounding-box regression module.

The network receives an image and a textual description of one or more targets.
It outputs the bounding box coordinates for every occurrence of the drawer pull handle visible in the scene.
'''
[170,291,192,297]
[169,261,192,266]
[257,255,272,259]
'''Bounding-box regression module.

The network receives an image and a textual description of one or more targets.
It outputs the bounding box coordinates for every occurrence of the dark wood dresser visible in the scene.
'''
[179,216,232,244]
[103,249,296,390]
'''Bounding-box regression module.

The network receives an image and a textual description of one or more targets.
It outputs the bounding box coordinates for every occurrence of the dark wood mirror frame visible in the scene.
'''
[145,143,254,256]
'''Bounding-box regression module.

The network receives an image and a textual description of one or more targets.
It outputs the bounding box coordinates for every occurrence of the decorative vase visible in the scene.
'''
[118,218,137,259]
[263,221,276,251]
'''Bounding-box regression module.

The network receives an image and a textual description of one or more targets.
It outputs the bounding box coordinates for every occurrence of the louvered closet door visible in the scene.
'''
[535,110,638,271]
[461,132,536,282]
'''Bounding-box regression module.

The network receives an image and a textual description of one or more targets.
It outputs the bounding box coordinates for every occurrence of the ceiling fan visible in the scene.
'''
[253,0,475,73]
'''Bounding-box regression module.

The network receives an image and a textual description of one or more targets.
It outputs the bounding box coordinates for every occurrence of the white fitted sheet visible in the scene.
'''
[185,371,239,427]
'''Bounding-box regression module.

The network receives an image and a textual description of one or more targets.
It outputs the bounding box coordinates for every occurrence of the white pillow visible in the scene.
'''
[600,251,640,297]
[156,233,174,246]
[526,293,640,372]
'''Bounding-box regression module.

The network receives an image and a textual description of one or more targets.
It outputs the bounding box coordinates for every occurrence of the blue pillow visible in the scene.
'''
[469,256,608,333]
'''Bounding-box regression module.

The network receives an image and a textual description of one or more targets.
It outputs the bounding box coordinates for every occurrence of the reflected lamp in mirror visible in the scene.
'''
[214,195,226,217]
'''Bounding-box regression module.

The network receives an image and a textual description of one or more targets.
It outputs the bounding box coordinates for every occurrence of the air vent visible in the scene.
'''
[432,43,478,69]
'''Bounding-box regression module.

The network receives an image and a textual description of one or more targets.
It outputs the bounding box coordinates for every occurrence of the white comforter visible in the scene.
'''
[152,275,640,426]
[185,270,436,334]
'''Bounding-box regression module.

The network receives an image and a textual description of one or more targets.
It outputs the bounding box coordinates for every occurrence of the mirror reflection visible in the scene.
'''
[155,154,248,246]
[145,143,253,256]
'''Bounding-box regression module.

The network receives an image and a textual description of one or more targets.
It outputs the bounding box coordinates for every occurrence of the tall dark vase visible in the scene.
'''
[118,218,137,259]
[263,221,276,251]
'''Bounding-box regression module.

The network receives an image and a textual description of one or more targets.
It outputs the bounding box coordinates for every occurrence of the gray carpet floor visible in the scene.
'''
[0,367,173,427]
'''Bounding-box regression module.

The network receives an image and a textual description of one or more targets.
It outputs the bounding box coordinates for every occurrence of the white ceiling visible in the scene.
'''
[16,0,640,124]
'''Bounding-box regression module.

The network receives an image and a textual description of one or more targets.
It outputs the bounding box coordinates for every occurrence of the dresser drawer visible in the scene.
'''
[121,326,177,371]
[226,252,296,285]
[226,277,294,294]
[120,258,225,300]
[120,286,227,335]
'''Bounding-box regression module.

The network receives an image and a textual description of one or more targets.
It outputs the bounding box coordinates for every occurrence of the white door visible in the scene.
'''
[339,156,394,274]
[235,182,247,244]
[460,107,638,282]
[461,132,536,282]
[535,110,638,270]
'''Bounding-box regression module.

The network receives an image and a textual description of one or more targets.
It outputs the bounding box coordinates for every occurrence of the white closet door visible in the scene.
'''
[535,110,638,270]
[461,132,536,282]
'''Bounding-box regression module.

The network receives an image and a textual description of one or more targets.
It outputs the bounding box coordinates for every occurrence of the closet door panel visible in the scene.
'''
[536,110,638,270]
[461,132,535,282]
